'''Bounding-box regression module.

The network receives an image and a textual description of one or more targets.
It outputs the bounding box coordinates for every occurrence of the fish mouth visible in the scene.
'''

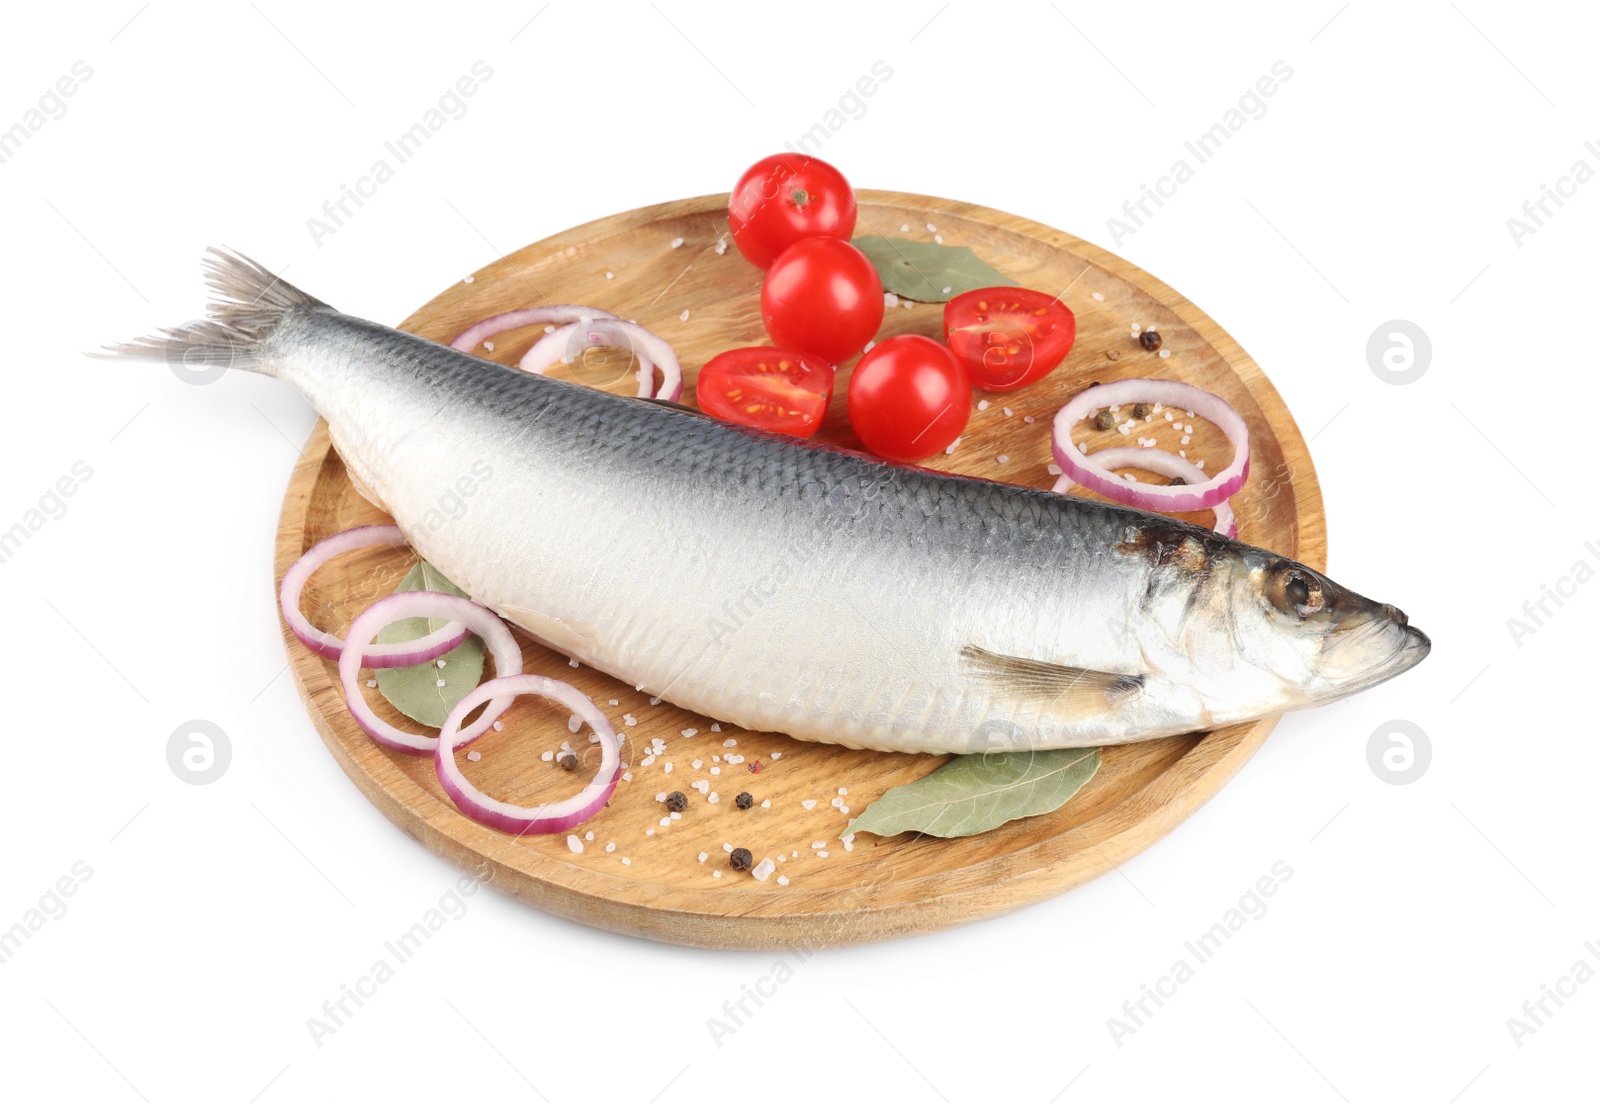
[1314,603,1431,698]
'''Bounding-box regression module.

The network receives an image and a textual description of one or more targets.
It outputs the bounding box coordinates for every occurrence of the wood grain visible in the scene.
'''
[274,190,1326,949]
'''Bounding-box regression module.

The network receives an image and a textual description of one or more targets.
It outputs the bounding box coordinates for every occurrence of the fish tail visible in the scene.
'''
[94,247,328,375]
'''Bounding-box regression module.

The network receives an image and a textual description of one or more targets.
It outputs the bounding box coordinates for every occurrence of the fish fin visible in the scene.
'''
[960,644,1143,718]
[498,604,596,660]
[91,247,328,374]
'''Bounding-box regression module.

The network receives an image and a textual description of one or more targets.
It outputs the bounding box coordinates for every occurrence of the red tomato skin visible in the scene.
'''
[943,287,1077,392]
[729,154,857,269]
[760,238,884,365]
[694,347,834,438]
[846,335,972,463]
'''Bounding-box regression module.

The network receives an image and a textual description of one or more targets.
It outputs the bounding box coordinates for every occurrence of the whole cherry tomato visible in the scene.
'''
[846,335,971,462]
[729,153,857,269]
[760,237,884,365]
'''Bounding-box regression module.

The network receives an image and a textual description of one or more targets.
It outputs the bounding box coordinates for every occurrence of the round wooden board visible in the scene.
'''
[275,190,1326,949]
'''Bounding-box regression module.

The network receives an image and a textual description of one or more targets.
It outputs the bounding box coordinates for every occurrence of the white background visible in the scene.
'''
[2,2,1596,1104]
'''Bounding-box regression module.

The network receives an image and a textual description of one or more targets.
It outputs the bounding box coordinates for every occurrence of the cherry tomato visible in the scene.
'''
[695,347,835,438]
[846,335,971,462]
[761,238,884,364]
[943,287,1077,392]
[729,154,857,269]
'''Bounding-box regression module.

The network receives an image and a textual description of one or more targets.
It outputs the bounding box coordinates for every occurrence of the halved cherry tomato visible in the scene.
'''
[846,335,970,462]
[761,237,884,364]
[695,347,835,438]
[943,287,1076,392]
[729,154,857,269]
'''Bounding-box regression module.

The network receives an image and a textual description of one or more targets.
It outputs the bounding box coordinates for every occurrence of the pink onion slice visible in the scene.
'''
[435,674,621,835]
[1052,447,1237,538]
[449,305,619,354]
[281,525,467,667]
[1052,380,1249,512]
[338,591,524,754]
[520,319,684,402]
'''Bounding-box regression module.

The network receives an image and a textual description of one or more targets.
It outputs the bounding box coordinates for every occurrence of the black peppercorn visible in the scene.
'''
[1093,409,1115,431]
[1140,330,1162,351]
[1132,402,1151,419]
[664,790,687,812]
[729,847,753,871]
[1169,476,1187,486]
[735,791,753,809]
[557,751,578,772]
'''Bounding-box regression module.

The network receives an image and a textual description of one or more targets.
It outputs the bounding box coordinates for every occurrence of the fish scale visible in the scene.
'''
[107,250,1430,753]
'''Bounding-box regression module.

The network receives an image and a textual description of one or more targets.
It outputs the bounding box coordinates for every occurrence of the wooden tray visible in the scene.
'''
[275,190,1325,949]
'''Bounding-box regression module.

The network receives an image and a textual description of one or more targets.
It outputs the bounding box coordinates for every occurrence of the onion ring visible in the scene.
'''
[435,674,621,835]
[1052,447,1237,538]
[520,319,683,402]
[339,591,523,753]
[449,305,619,354]
[1052,380,1249,512]
[280,525,467,667]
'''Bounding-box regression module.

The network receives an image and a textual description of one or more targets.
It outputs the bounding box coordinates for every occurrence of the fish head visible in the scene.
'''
[1223,548,1432,708]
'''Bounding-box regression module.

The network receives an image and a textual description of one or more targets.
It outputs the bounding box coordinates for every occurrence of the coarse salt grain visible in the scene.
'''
[802,799,817,810]
[710,723,721,732]
[900,223,910,232]
[723,842,735,852]
[569,659,579,668]
[646,829,654,836]
[934,235,943,243]
[839,805,849,814]
[978,399,989,411]
[585,831,595,841]
[466,750,481,762]
[1196,459,1206,470]
[752,858,775,881]
[725,754,744,764]
[541,751,554,762]
[366,679,376,688]
[659,817,671,827]
[622,857,632,866]
[777,875,790,885]
[606,842,616,852]
[622,771,633,782]
[926,222,937,232]
[544,325,555,333]
[945,437,960,455]
[942,286,952,294]
[1159,349,1172,358]
[649,696,662,705]
[605,271,614,280]
[640,755,656,766]
[567,835,583,854]
[679,309,690,322]
[1181,435,1191,445]
[670,811,681,820]
[692,759,703,769]
[698,851,708,863]
[831,797,843,808]
[760,799,771,808]
[817,850,829,858]
[1047,463,1062,476]
[682,727,699,738]
[712,869,721,877]
[884,292,899,307]
[997,454,1009,464]
[463,275,474,284]
[664,762,673,772]
[723,738,737,747]
[771,752,782,760]
[670,236,684,248]
[435,679,446,687]
[656,791,668,802]
[623,713,636,726]
[710,766,720,775]
[708,792,720,803]
[715,240,727,255]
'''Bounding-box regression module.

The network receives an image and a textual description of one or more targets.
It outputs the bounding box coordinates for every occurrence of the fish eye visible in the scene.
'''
[1270,563,1325,618]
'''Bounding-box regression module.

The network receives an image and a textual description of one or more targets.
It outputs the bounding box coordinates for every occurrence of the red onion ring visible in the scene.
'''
[338,591,524,753]
[1052,380,1249,512]
[449,305,619,354]
[435,674,621,835]
[520,319,684,402]
[1053,447,1237,538]
[281,525,468,667]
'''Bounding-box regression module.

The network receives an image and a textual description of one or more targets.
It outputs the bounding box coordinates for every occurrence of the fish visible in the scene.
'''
[105,249,1430,755]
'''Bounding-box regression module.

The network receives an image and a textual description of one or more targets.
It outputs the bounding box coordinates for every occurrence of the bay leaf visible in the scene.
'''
[844,747,1100,839]
[852,235,1018,303]
[374,560,484,728]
